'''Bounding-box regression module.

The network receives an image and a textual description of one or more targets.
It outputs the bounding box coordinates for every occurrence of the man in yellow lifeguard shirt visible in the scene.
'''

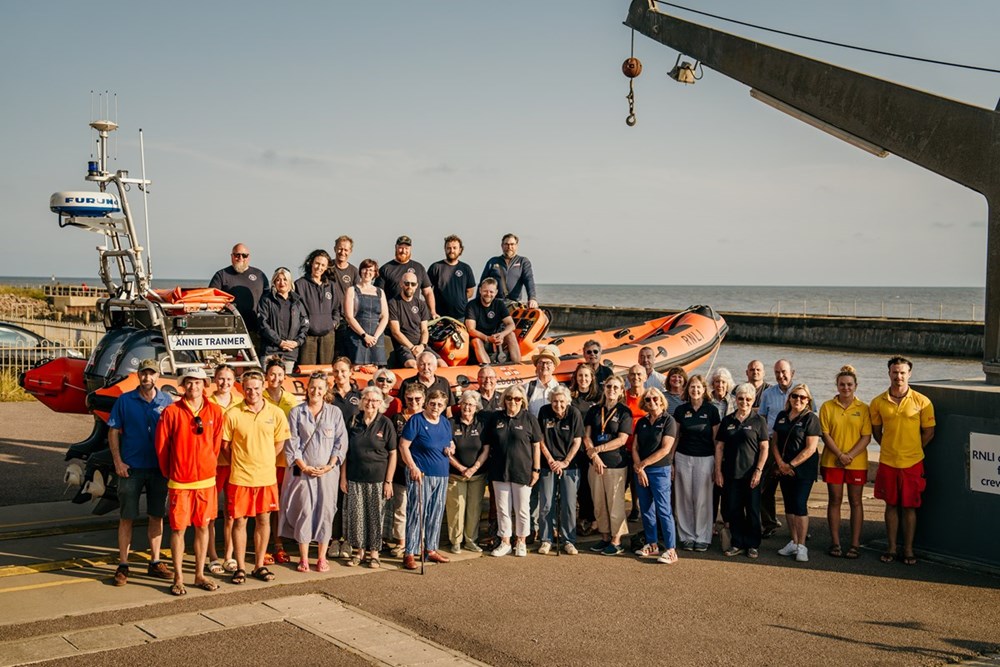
[870,356,935,567]
[223,368,291,584]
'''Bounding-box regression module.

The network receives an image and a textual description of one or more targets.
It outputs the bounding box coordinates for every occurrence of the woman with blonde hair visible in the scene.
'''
[819,365,872,559]
[771,383,822,563]
[446,390,490,553]
[257,267,309,372]
[583,376,633,556]
[631,387,679,564]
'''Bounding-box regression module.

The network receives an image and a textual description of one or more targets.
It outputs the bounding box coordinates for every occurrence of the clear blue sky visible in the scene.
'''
[1,1,995,287]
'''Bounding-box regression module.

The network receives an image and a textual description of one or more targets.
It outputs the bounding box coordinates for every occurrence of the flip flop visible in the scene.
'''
[207,559,225,575]
[194,579,218,592]
[297,560,310,573]
[251,566,275,582]
[316,559,330,573]
[844,546,860,559]
[273,549,291,564]
[879,551,897,564]
[827,544,843,558]
[223,558,238,573]
[901,555,918,566]
[231,568,246,585]
[170,583,187,596]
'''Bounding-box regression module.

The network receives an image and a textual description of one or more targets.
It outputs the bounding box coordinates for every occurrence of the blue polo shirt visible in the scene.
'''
[401,412,453,477]
[757,384,792,432]
[107,389,173,469]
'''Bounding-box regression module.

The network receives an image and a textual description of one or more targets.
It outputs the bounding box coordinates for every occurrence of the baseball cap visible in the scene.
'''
[137,359,159,373]
[395,235,412,246]
[180,367,209,382]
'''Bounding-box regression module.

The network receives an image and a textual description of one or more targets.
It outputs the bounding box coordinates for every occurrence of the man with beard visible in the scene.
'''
[480,233,538,308]
[209,243,269,341]
[108,358,174,587]
[388,270,445,368]
[465,278,521,364]
[428,235,476,320]
[377,235,436,316]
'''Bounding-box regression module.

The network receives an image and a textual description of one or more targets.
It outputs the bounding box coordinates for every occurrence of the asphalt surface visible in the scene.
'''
[2,402,1000,666]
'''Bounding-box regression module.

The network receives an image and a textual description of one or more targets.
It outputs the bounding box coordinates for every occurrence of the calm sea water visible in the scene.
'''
[2,276,985,398]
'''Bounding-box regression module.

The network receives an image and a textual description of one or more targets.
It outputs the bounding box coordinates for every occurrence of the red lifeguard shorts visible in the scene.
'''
[215,465,231,493]
[167,487,218,531]
[226,483,280,519]
[821,466,868,486]
[874,461,926,508]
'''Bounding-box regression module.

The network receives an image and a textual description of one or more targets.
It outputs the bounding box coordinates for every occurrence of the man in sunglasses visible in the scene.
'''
[582,340,614,388]
[107,358,174,587]
[209,243,269,342]
[388,270,445,369]
[155,367,224,595]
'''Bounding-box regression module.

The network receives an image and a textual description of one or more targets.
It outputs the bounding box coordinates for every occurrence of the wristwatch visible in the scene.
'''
[532,468,541,473]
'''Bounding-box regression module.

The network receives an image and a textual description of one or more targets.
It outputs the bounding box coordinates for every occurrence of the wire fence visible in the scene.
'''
[0,341,93,372]
[768,300,982,322]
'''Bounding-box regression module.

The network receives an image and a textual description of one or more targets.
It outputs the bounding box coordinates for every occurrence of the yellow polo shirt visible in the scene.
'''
[209,393,239,466]
[869,389,935,468]
[819,397,872,470]
[223,400,291,487]
[264,390,301,468]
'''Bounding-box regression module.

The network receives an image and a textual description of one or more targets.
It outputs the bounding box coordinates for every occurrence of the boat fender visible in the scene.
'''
[49,191,121,217]
[82,470,106,499]
[64,461,85,487]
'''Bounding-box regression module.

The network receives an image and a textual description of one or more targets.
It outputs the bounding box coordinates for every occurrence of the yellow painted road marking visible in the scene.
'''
[0,515,102,530]
[0,554,118,578]
[0,578,95,594]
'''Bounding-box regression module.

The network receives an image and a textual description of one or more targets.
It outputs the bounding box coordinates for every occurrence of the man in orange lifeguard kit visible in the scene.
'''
[155,366,224,596]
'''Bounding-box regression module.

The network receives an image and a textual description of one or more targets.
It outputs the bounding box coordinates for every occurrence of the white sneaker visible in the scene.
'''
[796,544,809,562]
[537,541,552,555]
[563,543,579,555]
[339,540,352,559]
[514,542,527,557]
[491,542,512,558]
[634,543,660,558]
[778,540,798,556]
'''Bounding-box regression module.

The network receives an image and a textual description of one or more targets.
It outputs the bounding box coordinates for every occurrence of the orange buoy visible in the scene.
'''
[622,57,642,78]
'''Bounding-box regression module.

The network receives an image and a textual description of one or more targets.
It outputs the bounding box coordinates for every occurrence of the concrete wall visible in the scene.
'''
[912,380,1000,571]
[543,304,982,358]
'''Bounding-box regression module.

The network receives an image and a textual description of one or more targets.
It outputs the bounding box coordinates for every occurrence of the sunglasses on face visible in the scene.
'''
[193,416,204,435]
[790,394,809,401]
[406,397,424,403]
[505,396,523,403]
[232,253,249,259]
[736,396,754,403]
[584,350,599,356]
[375,377,392,383]
[402,281,418,287]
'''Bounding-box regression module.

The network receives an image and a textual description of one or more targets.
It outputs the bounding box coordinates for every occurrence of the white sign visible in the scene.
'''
[970,432,1000,496]
[168,334,252,351]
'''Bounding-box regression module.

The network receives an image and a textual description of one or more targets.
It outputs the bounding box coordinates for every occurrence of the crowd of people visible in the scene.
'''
[104,234,936,593]
[112,335,934,593]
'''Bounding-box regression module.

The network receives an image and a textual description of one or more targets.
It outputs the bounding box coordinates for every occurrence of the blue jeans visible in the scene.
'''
[635,465,675,548]
[538,468,579,544]
[405,475,447,556]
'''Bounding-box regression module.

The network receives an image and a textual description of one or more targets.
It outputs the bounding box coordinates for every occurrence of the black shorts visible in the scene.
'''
[118,467,168,520]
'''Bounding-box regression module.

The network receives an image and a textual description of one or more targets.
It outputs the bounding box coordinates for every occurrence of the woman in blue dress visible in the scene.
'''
[343,258,388,368]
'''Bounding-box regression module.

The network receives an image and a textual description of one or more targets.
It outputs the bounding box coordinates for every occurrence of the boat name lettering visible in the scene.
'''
[168,334,252,350]
[680,330,705,346]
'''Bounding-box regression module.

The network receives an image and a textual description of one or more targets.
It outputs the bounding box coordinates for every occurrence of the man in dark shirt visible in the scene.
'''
[480,233,538,308]
[377,235,436,314]
[398,351,455,415]
[428,235,476,320]
[465,278,520,364]
[328,235,359,300]
[209,243,269,337]
[388,270,444,368]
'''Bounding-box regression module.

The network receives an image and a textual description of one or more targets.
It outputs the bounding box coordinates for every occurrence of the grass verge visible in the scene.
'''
[0,370,33,402]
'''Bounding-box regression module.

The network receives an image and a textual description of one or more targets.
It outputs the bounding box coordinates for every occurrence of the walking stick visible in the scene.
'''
[555,471,562,557]
[418,475,426,576]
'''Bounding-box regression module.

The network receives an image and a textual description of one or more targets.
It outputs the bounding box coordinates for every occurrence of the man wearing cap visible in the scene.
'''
[465,278,521,364]
[480,233,538,308]
[222,368,291,584]
[428,235,476,320]
[155,367,224,595]
[378,236,436,316]
[522,345,564,542]
[107,359,175,587]
[209,243,269,340]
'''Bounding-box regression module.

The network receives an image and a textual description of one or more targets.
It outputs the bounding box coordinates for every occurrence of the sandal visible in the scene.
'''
[223,558,238,573]
[827,544,843,558]
[347,554,361,567]
[296,559,310,573]
[170,582,187,596]
[316,558,330,573]
[251,566,275,582]
[368,555,381,569]
[879,551,897,564]
[262,553,275,566]
[273,549,291,564]
[901,554,918,566]
[231,568,246,584]
[207,559,225,575]
[844,546,860,559]
[194,579,218,592]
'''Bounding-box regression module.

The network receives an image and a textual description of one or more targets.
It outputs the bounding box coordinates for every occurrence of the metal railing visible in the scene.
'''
[0,341,93,372]
[768,300,982,322]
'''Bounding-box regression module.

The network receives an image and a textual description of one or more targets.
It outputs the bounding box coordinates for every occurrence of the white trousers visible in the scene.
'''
[493,481,531,539]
